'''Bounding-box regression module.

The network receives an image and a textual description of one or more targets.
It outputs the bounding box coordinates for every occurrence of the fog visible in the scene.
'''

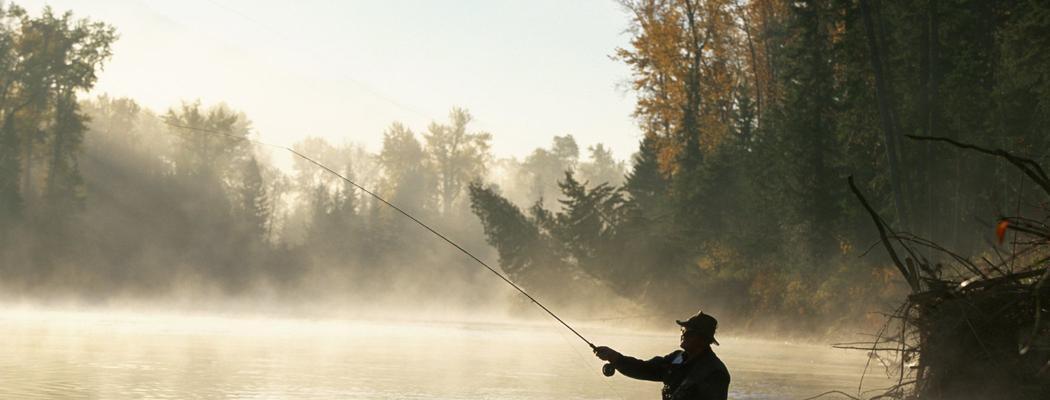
[0,307,895,399]
[1,94,638,325]
[3,0,1044,337]
[3,1,1049,398]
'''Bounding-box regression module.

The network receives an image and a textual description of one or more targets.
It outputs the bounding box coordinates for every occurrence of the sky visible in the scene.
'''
[20,0,642,162]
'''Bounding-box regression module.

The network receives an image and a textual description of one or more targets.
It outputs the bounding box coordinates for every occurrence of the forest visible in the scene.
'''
[1,0,1048,336]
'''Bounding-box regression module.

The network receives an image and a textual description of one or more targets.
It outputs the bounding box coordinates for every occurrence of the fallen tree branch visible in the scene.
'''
[906,135,1050,197]
[848,176,919,291]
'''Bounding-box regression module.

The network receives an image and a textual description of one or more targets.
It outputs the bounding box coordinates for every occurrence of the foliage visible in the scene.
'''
[424,108,492,216]
[520,134,579,209]
[468,0,1050,331]
[4,0,1048,335]
[577,144,626,188]
[0,3,115,225]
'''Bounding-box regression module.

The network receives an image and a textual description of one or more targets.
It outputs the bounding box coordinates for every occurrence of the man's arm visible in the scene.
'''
[611,355,667,381]
[593,346,666,382]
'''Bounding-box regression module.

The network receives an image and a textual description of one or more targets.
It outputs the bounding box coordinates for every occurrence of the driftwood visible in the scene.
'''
[843,137,1050,400]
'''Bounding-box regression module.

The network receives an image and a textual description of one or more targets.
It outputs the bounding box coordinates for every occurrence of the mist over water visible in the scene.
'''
[1,308,893,399]
[10,0,1046,397]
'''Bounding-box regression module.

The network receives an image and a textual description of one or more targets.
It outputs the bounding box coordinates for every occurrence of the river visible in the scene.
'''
[1,308,895,399]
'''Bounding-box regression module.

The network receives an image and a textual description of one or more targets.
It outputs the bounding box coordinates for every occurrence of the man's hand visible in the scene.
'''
[593,346,623,363]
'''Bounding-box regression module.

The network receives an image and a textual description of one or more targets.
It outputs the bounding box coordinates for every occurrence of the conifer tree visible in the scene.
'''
[237,156,269,241]
[624,136,668,222]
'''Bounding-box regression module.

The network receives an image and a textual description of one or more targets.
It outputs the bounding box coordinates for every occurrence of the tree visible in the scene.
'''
[552,172,629,283]
[325,163,362,262]
[379,122,435,214]
[83,95,142,151]
[468,182,577,300]
[468,183,547,280]
[291,136,341,193]
[616,0,742,172]
[623,135,669,222]
[333,165,358,229]
[0,4,114,223]
[521,134,579,209]
[769,0,844,264]
[42,93,87,217]
[858,0,907,227]
[164,101,251,180]
[578,143,626,188]
[423,108,491,215]
[236,156,269,241]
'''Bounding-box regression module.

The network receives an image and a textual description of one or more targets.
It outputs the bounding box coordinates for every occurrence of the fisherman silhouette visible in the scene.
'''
[593,310,730,400]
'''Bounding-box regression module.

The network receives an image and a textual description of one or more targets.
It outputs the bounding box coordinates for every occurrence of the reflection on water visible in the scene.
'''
[0,309,893,399]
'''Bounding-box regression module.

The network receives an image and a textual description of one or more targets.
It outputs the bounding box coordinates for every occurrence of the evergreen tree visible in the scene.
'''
[553,172,629,285]
[468,182,563,285]
[237,156,269,241]
[333,165,358,229]
[624,135,669,222]
[774,0,843,265]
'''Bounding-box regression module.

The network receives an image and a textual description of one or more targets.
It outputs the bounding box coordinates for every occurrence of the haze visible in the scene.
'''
[20,0,640,160]
[4,0,1047,398]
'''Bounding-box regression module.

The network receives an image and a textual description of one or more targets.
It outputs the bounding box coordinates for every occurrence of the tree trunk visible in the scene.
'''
[0,115,21,220]
[919,0,931,246]
[21,125,32,211]
[859,0,908,228]
[739,4,763,126]
[681,0,704,149]
[926,0,940,243]
[760,0,779,105]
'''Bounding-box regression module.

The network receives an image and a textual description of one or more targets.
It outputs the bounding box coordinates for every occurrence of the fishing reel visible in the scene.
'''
[602,363,615,377]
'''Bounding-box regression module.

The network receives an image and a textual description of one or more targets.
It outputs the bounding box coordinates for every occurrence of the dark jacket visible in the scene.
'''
[611,349,730,400]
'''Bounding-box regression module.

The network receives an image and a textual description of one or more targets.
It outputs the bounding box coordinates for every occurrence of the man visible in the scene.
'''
[593,311,730,400]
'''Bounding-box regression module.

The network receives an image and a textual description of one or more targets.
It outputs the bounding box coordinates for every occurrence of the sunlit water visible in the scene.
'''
[1,309,894,399]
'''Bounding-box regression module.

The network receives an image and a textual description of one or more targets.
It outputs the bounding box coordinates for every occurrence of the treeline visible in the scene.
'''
[0,4,118,295]
[468,0,1050,331]
[5,93,628,307]
[0,3,630,310]
[3,1,1048,332]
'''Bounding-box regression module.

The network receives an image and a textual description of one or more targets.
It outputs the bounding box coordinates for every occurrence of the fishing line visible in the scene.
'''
[163,121,598,350]
[551,319,627,400]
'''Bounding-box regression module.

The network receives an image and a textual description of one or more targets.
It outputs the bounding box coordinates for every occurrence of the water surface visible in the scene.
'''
[0,309,894,399]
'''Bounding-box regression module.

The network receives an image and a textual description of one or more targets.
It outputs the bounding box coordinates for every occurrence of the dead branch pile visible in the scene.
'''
[843,137,1050,400]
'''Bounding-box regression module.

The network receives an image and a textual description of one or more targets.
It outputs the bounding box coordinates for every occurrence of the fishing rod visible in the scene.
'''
[162,122,608,357]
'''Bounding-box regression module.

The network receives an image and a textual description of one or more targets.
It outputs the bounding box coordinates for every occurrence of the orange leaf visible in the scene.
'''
[996,220,1010,245]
